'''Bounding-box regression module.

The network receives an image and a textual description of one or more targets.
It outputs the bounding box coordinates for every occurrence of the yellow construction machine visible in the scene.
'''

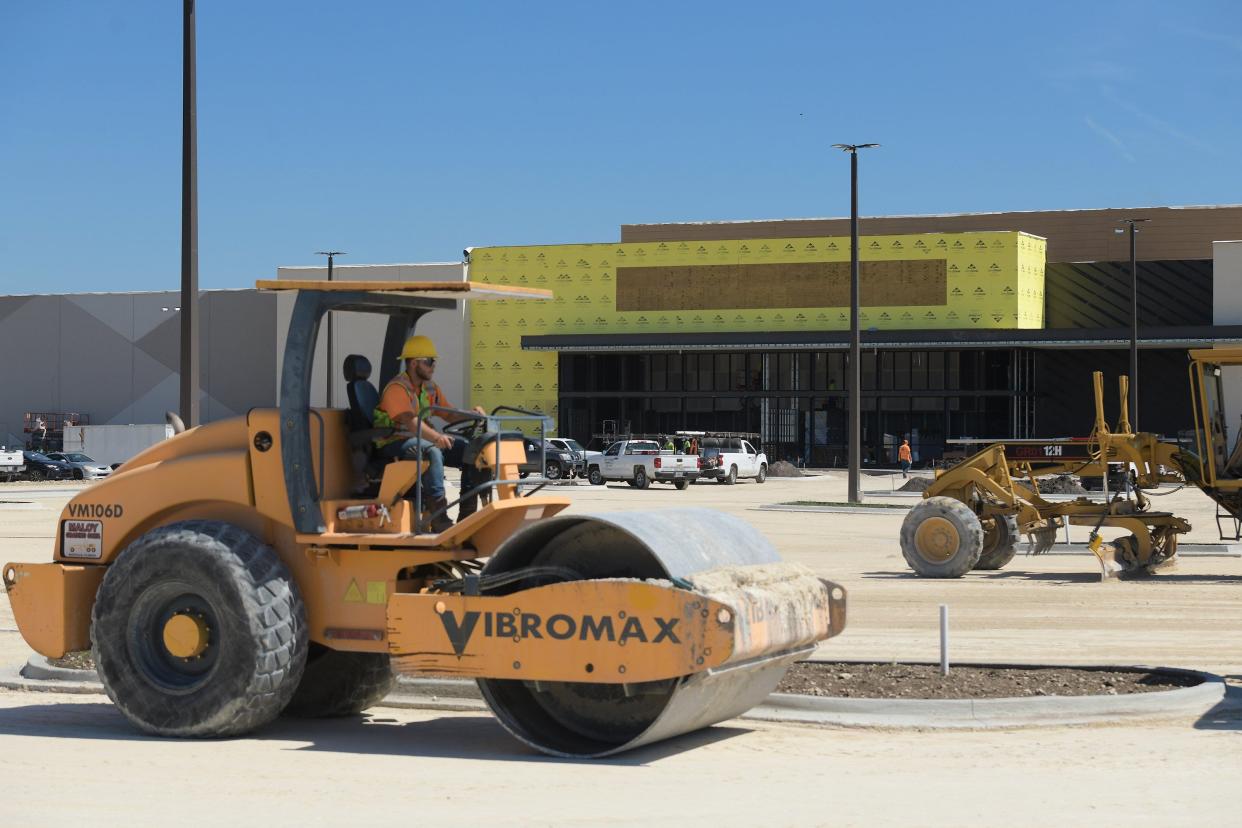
[3,279,846,758]
[900,348,1242,580]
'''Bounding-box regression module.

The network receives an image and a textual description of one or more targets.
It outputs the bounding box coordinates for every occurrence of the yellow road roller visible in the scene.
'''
[3,279,846,757]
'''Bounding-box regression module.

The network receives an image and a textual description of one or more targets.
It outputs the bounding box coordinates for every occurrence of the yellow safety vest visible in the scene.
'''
[373,374,435,448]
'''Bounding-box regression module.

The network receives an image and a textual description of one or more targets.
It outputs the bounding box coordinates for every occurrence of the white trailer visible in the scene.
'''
[61,424,174,467]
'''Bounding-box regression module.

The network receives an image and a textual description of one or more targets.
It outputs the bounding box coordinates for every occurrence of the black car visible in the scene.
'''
[517,437,579,481]
[22,451,73,481]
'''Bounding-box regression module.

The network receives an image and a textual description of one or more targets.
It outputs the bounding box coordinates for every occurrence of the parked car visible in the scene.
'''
[698,438,769,484]
[587,439,700,489]
[45,451,113,480]
[21,451,73,481]
[514,437,579,482]
[545,437,591,479]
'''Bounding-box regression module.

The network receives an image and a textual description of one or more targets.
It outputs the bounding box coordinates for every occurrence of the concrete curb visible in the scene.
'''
[760,504,910,515]
[745,665,1229,729]
[5,658,1232,729]
[0,659,104,695]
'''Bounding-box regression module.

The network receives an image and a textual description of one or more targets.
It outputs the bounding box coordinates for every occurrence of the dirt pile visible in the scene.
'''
[898,477,933,492]
[776,662,1199,699]
[767,460,803,478]
[1037,475,1087,495]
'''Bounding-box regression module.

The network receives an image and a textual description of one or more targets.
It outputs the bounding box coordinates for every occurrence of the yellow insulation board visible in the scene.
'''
[467,231,1047,426]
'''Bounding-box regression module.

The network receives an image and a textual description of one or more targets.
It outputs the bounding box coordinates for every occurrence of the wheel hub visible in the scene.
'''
[914,517,960,563]
[162,611,210,660]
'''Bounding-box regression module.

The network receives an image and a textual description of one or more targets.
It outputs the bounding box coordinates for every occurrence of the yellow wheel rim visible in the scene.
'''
[163,613,210,659]
[914,517,961,563]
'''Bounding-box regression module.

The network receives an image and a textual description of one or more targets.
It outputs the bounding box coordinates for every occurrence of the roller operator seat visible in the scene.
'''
[343,354,379,432]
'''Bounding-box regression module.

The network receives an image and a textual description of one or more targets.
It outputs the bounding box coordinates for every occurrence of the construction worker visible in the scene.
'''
[373,335,485,531]
[898,438,912,479]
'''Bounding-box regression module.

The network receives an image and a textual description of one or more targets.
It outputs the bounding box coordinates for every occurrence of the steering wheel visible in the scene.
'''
[442,414,485,439]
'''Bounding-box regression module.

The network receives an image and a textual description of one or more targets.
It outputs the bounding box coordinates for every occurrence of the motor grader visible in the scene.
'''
[900,349,1242,581]
[3,279,845,758]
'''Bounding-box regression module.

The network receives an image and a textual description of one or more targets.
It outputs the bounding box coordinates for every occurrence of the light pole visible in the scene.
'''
[832,143,879,503]
[316,251,345,407]
[1115,219,1148,431]
[180,0,199,427]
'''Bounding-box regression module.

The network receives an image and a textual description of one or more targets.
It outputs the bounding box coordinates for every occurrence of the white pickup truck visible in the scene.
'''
[699,438,769,484]
[587,440,700,490]
[0,448,23,482]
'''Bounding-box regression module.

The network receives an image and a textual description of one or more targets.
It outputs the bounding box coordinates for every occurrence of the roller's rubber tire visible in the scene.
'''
[545,462,562,481]
[899,497,984,578]
[975,514,1020,570]
[725,466,737,485]
[673,479,689,490]
[588,466,604,486]
[633,467,650,490]
[284,647,396,717]
[755,464,767,484]
[91,520,307,737]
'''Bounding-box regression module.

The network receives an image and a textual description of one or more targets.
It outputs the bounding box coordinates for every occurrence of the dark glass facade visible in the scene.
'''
[558,349,1036,466]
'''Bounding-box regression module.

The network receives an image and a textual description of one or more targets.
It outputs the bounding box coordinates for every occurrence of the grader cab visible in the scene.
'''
[3,279,846,757]
[900,348,1242,581]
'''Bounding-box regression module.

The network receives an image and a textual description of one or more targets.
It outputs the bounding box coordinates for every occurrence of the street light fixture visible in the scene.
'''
[1115,219,1148,431]
[832,143,879,504]
[316,251,346,407]
[180,0,199,428]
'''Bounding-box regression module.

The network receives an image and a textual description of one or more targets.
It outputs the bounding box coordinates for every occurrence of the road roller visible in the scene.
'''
[3,280,846,757]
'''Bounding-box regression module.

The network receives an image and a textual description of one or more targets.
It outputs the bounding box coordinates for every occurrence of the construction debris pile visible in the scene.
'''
[899,477,933,492]
[767,460,803,477]
[1036,475,1087,495]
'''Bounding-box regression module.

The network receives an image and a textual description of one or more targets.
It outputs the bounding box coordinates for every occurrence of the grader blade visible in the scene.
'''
[1087,535,1126,581]
[389,509,846,758]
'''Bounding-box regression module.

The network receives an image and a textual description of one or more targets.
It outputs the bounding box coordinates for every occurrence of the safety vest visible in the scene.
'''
[373,374,435,447]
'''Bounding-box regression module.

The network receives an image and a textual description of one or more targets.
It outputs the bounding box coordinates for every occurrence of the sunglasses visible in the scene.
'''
[417,357,437,366]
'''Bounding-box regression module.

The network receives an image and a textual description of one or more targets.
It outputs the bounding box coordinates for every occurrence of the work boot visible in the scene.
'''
[423,496,455,534]
[457,494,479,523]
[456,469,489,523]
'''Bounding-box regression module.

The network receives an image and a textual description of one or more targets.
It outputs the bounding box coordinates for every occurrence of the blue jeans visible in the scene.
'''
[381,435,468,500]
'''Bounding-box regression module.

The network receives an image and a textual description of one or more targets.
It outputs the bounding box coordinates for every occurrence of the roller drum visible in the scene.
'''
[477,508,824,758]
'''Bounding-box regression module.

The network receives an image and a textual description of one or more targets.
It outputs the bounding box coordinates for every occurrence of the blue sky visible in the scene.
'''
[2,1,1239,294]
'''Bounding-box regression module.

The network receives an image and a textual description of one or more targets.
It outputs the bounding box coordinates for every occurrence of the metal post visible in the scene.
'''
[939,604,949,676]
[316,251,345,407]
[1128,224,1139,431]
[832,143,878,504]
[1117,219,1147,432]
[179,0,200,428]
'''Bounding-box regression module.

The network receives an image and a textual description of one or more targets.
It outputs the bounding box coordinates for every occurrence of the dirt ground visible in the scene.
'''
[2,475,1241,824]
[777,662,1199,698]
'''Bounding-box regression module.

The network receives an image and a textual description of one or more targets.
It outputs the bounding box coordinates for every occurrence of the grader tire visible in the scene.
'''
[284,647,396,717]
[900,497,984,578]
[975,514,1020,570]
[91,520,308,737]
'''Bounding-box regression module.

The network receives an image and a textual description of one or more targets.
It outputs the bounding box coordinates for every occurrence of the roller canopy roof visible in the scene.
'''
[255,279,552,301]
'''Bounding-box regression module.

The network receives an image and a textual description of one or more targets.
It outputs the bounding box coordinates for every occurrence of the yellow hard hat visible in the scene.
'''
[398,334,437,361]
